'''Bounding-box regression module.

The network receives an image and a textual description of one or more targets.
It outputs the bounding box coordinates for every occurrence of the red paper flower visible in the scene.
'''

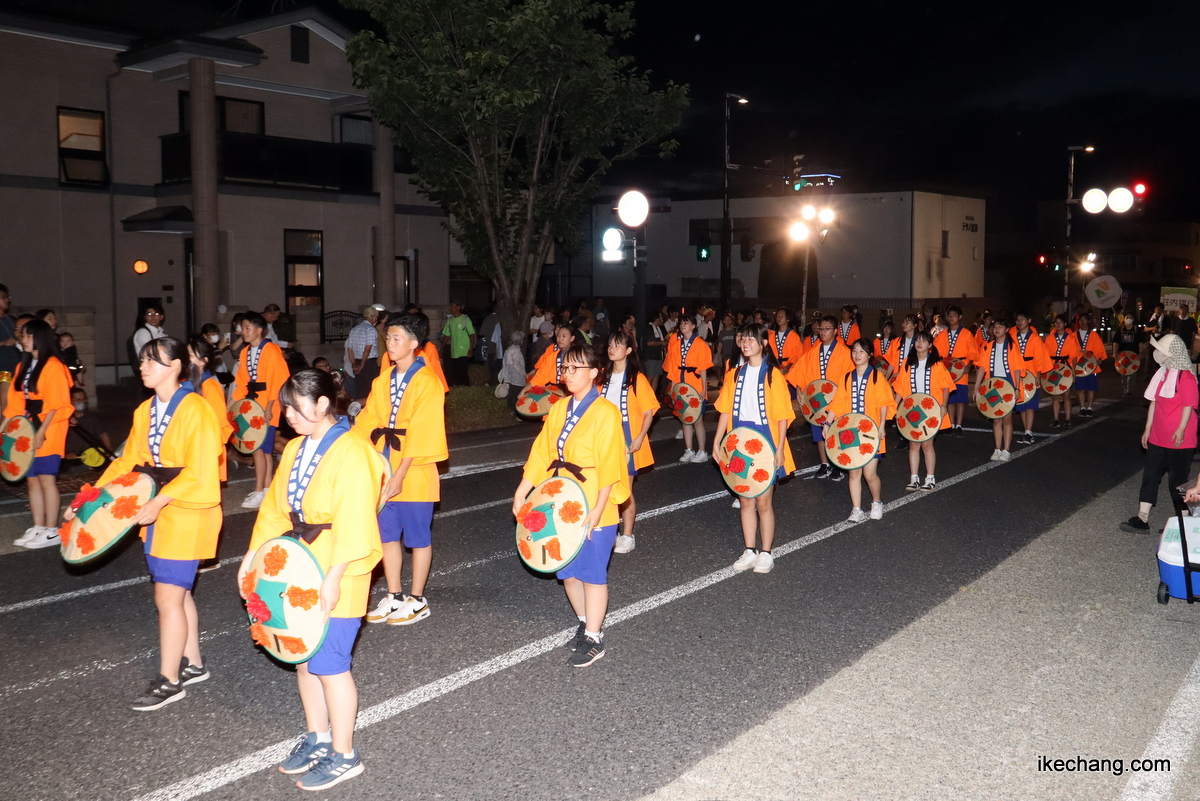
[543,480,563,497]
[752,469,770,483]
[249,621,271,649]
[859,443,874,455]
[1002,394,1013,402]
[517,538,532,560]
[725,434,739,449]
[839,430,856,446]
[728,456,747,473]
[547,394,561,405]
[13,436,29,453]
[544,538,562,561]
[227,411,237,424]
[920,397,935,410]
[836,453,852,466]
[734,485,750,494]
[239,401,253,415]
[522,510,547,533]
[745,439,763,455]
[4,462,18,476]
[58,520,72,548]
[278,635,308,655]
[517,502,532,520]
[77,529,95,555]
[559,500,584,525]
[688,397,700,408]
[250,415,265,430]
[110,495,140,520]
[240,569,257,599]
[907,411,922,424]
[245,593,272,623]
[821,382,834,393]
[286,586,319,610]
[5,419,20,433]
[673,399,684,411]
[857,419,873,433]
[71,483,101,510]
[263,545,288,576]
[110,473,141,488]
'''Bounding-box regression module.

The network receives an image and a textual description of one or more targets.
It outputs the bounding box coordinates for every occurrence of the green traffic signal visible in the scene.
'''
[697,245,710,261]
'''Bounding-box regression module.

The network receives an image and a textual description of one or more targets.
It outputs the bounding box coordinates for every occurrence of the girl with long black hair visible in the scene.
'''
[601,330,656,554]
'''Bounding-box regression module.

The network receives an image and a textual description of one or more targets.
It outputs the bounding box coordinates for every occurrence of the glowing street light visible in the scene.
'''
[1107,187,1134,213]
[602,227,625,251]
[789,221,810,241]
[818,208,836,225]
[617,190,649,227]
[801,205,816,220]
[1081,188,1109,214]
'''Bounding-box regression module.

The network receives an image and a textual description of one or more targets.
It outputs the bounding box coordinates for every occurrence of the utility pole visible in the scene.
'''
[720,93,747,314]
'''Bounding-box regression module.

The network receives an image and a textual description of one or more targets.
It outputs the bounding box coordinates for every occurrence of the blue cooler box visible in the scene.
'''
[1157,516,1200,601]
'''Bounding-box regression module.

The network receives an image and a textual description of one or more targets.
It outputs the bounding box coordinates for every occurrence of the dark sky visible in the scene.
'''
[610,0,1200,250]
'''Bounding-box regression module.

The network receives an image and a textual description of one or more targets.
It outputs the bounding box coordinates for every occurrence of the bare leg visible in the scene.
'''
[409,545,432,597]
[181,590,202,666]
[922,440,937,475]
[755,488,776,551]
[693,418,707,453]
[563,577,585,618]
[1021,409,1035,433]
[319,673,358,756]
[907,441,920,476]
[863,459,881,502]
[739,495,759,548]
[620,492,637,538]
[817,439,829,466]
[682,423,695,451]
[993,419,1004,450]
[1001,417,1014,451]
[582,582,609,633]
[40,475,59,527]
[296,662,329,735]
[27,476,45,528]
[380,541,403,595]
[253,450,274,493]
[154,582,188,682]
[848,467,863,508]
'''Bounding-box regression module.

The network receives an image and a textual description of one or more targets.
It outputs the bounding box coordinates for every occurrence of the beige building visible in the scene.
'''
[0,5,456,381]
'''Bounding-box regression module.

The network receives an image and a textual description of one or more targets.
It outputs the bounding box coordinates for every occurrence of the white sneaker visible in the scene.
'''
[675,429,685,440]
[387,595,431,626]
[24,526,61,549]
[731,498,741,509]
[240,490,264,509]
[15,526,40,546]
[613,534,636,553]
[848,508,868,523]
[989,449,1003,462]
[678,449,695,462]
[869,502,883,520]
[366,593,402,624]
[732,548,758,571]
[999,450,1011,462]
[752,551,775,573]
[689,450,709,464]
[920,476,936,492]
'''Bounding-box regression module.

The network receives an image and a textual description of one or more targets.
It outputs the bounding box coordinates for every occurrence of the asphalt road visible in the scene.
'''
[0,397,1157,800]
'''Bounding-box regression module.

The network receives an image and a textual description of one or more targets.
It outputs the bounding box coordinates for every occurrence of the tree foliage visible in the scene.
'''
[344,0,688,341]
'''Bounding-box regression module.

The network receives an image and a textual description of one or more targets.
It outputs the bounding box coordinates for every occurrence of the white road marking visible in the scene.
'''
[131,417,1107,801]
[1118,652,1200,801]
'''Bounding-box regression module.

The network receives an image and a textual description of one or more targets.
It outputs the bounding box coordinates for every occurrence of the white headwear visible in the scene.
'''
[1145,334,1193,400]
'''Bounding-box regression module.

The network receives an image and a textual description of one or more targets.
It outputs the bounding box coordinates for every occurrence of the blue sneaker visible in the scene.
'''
[297,751,364,791]
[277,732,331,775]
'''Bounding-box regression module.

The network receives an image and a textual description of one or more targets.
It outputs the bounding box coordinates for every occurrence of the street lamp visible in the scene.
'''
[614,190,649,343]
[792,207,835,325]
[801,205,816,221]
[1065,144,1096,304]
[721,93,748,315]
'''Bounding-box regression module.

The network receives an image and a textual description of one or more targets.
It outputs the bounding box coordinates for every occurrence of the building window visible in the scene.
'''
[179,93,265,135]
[340,115,373,145]
[285,230,323,320]
[941,230,950,259]
[58,107,109,184]
[290,25,310,63]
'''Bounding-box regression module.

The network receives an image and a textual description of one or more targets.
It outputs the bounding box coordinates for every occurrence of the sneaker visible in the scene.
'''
[731,497,741,508]
[830,469,846,483]
[847,508,868,523]
[869,501,883,520]
[567,636,605,668]
[813,464,834,480]
[920,476,936,492]
[179,657,210,686]
[675,429,685,440]
[989,449,1003,462]
[297,751,364,791]
[732,548,759,571]
[752,551,775,574]
[240,490,264,509]
[1119,516,1151,533]
[999,450,1011,462]
[566,621,586,651]
[689,450,709,464]
[905,477,921,492]
[1017,432,1035,445]
[678,449,695,463]
[14,526,40,546]
[24,526,61,549]
[130,675,186,711]
[1064,420,1073,429]
[613,534,636,554]
[1049,420,1062,429]
[366,593,402,624]
[197,558,221,573]
[387,595,431,626]
[278,732,332,775]
[1083,408,1094,417]
[952,426,963,436]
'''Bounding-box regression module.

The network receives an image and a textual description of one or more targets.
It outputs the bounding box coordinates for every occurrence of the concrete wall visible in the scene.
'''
[911,192,986,299]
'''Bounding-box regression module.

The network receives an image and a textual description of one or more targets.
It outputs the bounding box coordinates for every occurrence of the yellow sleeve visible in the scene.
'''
[352,369,390,440]
[591,403,631,506]
[400,372,448,462]
[249,438,302,551]
[766,369,796,424]
[325,434,384,576]
[158,396,222,506]
[522,401,562,485]
[42,358,74,418]
[714,367,737,414]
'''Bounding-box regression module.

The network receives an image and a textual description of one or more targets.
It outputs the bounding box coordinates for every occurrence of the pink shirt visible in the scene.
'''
[1150,370,1199,449]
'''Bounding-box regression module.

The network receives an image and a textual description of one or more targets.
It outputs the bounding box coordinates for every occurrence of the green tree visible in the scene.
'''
[344,0,688,345]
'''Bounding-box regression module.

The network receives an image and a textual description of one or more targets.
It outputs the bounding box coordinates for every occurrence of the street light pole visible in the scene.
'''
[720,93,746,316]
[1065,145,1094,306]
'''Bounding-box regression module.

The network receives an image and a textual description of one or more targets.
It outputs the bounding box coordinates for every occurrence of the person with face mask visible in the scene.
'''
[64,387,113,464]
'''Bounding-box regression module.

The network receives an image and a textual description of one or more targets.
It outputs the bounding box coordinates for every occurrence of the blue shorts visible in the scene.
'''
[1014,387,1040,413]
[1075,374,1098,392]
[378,501,434,548]
[27,455,62,478]
[260,426,276,454]
[948,384,970,405]
[557,523,618,585]
[811,422,825,443]
[307,617,362,675]
[143,523,199,589]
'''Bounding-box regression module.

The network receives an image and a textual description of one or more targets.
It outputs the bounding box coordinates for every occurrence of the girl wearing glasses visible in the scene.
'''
[513,344,630,668]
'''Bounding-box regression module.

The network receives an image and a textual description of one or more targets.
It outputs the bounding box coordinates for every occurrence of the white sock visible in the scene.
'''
[853,507,862,513]
[910,474,919,483]
[314,730,332,743]
[341,748,356,759]
[577,615,586,623]
[926,474,935,482]
[1024,430,1032,436]
[584,629,602,641]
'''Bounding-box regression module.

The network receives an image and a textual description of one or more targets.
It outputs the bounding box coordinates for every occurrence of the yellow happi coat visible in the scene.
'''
[250,426,384,618]
[98,392,223,560]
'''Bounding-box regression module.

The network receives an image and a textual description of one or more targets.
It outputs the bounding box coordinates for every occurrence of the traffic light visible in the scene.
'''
[696,229,711,261]
[1038,255,1047,266]
[697,244,710,261]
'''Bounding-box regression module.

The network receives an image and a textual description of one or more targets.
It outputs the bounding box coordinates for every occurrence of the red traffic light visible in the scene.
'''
[1134,182,1147,195]
[1038,255,1046,264]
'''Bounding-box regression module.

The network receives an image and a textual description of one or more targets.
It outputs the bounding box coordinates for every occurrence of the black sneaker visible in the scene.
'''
[131,675,186,711]
[830,469,846,483]
[813,464,833,480]
[197,559,221,574]
[1049,420,1062,429]
[1120,516,1151,533]
[1017,433,1035,446]
[567,636,605,668]
[1064,420,1073,429]
[905,478,921,492]
[179,657,210,686]
[566,621,586,652]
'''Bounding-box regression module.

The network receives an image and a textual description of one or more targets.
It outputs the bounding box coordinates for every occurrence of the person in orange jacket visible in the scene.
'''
[1044,313,1083,429]
[873,317,898,370]
[714,322,796,574]
[932,305,979,435]
[662,316,714,463]
[836,305,861,347]
[768,308,804,381]
[528,324,577,389]
[600,329,657,555]
[379,315,449,394]
[1074,311,1109,417]
[1010,309,1053,444]
[825,337,895,521]
[974,317,1031,462]
[889,314,919,374]
[788,315,854,481]
[233,312,289,510]
[891,330,955,492]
